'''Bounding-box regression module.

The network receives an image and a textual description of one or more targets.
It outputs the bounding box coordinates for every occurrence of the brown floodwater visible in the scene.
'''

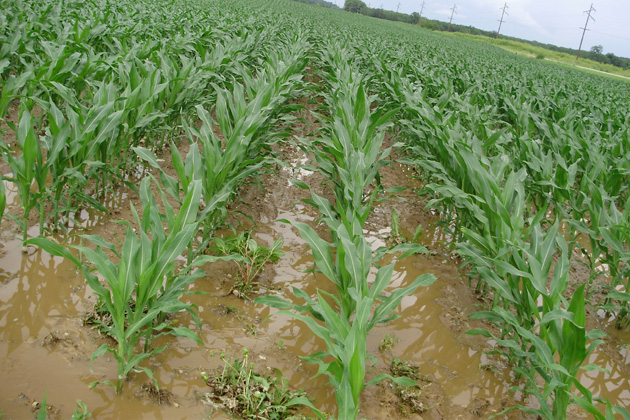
[1,200,629,420]
[1,152,629,420]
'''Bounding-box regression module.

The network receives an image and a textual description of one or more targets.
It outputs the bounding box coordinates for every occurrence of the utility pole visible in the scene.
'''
[576,3,596,60]
[418,0,426,25]
[397,2,401,13]
[379,3,383,18]
[448,4,457,32]
[496,2,508,38]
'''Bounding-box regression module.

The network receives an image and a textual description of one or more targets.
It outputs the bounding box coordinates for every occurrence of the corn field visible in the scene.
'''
[1,0,629,419]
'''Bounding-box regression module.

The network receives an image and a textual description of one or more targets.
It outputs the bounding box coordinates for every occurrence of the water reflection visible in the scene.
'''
[0,245,87,356]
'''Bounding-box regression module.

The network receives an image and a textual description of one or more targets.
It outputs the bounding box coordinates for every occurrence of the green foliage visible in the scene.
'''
[258,40,435,420]
[27,178,205,393]
[0,176,5,226]
[201,348,307,420]
[379,333,400,351]
[207,230,284,297]
[0,105,45,244]
[344,0,368,14]
[3,0,629,416]
[34,394,91,420]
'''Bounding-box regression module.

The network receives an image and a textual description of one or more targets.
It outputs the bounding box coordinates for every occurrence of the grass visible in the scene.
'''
[449,32,630,80]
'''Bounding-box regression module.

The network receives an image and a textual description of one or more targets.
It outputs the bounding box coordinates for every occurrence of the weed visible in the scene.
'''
[387,210,423,246]
[394,385,429,415]
[275,339,286,350]
[201,348,307,420]
[379,334,400,351]
[210,230,284,297]
[389,209,404,245]
[34,393,91,420]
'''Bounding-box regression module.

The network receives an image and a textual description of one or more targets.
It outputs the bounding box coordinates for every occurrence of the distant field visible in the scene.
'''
[449,31,630,80]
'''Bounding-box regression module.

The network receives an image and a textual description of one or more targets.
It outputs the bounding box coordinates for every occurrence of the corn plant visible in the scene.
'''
[0,176,5,225]
[27,177,205,393]
[0,105,47,244]
[598,199,630,329]
[258,221,436,420]
[133,102,267,247]
[257,51,435,419]
[135,64,303,248]
[298,78,397,231]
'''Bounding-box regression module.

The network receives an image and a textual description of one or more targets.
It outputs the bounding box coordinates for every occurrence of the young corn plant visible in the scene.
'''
[0,105,47,245]
[134,78,292,250]
[297,79,398,231]
[0,177,5,225]
[598,199,630,329]
[258,61,434,419]
[257,221,436,420]
[28,177,205,393]
[463,218,607,418]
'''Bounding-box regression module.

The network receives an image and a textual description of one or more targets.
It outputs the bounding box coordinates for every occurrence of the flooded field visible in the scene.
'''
[1,140,629,420]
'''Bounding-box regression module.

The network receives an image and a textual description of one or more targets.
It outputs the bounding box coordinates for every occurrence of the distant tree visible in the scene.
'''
[344,0,368,14]
[410,12,420,24]
[590,45,604,55]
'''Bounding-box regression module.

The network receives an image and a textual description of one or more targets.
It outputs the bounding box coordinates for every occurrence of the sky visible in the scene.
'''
[331,0,630,58]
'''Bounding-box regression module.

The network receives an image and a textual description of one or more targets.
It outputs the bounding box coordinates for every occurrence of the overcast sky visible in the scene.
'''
[332,0,630,58]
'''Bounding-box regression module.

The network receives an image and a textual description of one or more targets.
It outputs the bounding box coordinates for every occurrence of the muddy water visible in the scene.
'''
[1,201,629,420]
[1,152,630,420]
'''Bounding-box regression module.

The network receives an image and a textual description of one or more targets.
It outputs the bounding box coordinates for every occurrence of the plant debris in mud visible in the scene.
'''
[200,348,306,420]
[82,299,114,336]
[389,359,432,415]
[134,382,177,406]
[42,332,65,346]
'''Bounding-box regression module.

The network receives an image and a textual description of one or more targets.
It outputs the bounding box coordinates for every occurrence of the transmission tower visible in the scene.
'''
[496,3,508,38]
[576,3,596,60]
[418,1,426,25]
[447,4,457,32]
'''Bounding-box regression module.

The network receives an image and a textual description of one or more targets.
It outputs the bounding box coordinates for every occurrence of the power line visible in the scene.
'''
[447,4,457,32]
[496,2,509,39]
[576,3,596,60]
[589,29,630,41]
[396,2,401,13]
